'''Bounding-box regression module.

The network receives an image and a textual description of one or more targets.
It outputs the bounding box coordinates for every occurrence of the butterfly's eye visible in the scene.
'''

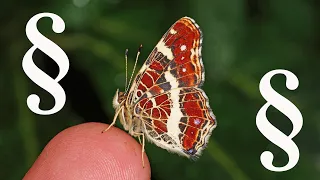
[113,89,125,109]
[118,91,125,103]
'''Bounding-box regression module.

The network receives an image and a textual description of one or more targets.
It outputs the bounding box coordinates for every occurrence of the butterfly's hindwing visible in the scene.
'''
[134,87,216,157]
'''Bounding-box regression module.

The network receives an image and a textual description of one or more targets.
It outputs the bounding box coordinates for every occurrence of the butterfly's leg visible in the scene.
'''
[141,133,145,168]
[138,135,142,144]
[133,132,146,168]
[102,106,123,133]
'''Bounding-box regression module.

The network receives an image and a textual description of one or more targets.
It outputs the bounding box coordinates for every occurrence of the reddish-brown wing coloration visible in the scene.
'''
[125,17,216,158]
[128,17,204,103]
[134,87,215,157]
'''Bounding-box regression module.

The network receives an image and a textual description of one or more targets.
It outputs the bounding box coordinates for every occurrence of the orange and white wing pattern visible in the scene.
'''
[128,17,217,158]
[134,87,216,158]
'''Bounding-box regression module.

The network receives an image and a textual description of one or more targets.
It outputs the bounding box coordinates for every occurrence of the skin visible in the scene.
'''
[23,122,151,180]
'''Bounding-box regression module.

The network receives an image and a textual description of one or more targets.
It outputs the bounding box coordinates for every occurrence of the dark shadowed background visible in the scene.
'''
[0,0,319,179]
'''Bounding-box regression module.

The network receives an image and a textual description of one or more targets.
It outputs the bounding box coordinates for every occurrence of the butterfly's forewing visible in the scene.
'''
[128,17,216,158]
[128,17,204,103]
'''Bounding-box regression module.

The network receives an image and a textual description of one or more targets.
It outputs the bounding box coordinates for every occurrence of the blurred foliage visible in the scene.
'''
[0,0,319,179]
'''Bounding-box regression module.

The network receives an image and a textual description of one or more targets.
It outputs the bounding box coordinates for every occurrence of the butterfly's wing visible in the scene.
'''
[134,87,216,158]
[128,17,216,158]
[127,17,204,103]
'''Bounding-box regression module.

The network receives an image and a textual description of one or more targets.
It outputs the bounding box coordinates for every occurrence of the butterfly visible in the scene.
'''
[103,17,217,166]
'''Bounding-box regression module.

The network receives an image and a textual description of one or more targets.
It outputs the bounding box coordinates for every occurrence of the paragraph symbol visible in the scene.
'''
[256,69,303,172]
[22,13,69,115]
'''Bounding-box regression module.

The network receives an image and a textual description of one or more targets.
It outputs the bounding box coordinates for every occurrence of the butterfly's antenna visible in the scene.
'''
[124,49,129,91]
[125,44,142,93]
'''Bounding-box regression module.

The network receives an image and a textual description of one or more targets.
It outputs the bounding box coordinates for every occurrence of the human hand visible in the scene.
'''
[23,122,151,180]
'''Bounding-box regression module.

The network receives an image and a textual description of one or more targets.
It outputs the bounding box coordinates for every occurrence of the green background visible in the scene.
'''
[0,0,319,179]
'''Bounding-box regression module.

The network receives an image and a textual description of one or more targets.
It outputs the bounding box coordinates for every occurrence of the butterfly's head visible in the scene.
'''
[112,89,126,109]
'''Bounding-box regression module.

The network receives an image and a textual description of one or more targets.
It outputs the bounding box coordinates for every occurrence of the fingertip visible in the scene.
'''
[24,122,151,180]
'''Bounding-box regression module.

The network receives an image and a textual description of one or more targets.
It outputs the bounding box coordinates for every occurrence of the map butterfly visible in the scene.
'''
[103,17,217,166]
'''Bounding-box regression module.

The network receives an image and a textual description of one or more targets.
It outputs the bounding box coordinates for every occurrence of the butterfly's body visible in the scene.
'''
[107,17,217,163]
[113,90,142,137]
